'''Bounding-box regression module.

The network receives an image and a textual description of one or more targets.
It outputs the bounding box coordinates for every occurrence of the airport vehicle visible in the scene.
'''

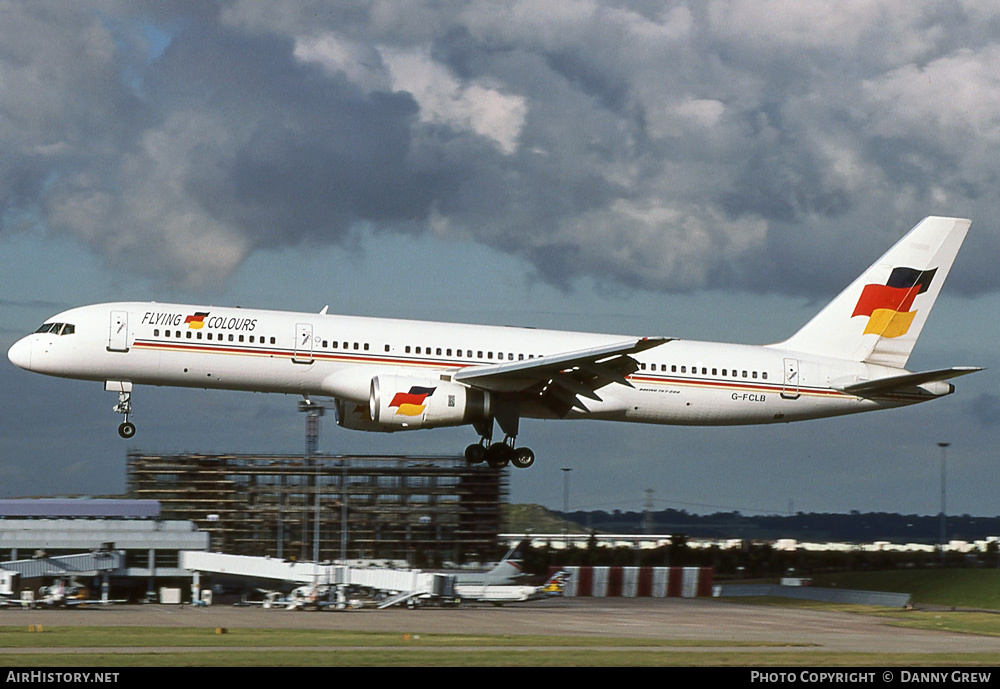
[22,578,126,608]
[7,217,979,469]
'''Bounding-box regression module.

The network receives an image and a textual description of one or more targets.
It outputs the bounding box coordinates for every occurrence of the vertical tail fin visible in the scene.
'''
[483,539,528,583]
[771,216,970,368]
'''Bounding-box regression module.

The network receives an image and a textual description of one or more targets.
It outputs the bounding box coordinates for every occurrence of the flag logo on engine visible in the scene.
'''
[389,386,436,416]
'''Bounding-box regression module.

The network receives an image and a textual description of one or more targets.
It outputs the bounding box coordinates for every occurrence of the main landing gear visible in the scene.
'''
[464,416,534,469]
[465,440,535,469]
[108,382,135,439]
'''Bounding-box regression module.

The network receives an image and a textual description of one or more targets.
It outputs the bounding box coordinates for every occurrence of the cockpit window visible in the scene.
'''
[34,322,75,335]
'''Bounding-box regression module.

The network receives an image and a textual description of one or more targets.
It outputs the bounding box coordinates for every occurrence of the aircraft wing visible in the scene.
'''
[452,336,672,413]
[837,366,983,397]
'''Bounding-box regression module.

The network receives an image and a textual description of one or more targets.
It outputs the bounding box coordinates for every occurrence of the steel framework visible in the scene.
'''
[126,452,506,564]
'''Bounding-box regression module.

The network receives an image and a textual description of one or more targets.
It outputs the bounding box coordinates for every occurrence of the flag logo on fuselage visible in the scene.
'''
[184,312,209,330]
[389,386,436,416]
[852,267,937,338]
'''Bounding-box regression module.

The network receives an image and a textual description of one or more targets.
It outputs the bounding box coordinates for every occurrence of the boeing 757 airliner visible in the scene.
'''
[7,216,981,469]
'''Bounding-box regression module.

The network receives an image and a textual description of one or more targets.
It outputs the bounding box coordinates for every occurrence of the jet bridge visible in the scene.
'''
[180,551,455,608]
[0,551,125,606]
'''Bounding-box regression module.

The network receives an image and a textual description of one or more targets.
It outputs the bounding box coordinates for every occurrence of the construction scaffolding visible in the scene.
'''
[126,453,506,565]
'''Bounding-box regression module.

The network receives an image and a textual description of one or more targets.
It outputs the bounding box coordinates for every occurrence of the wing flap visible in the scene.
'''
[452,337,671,392]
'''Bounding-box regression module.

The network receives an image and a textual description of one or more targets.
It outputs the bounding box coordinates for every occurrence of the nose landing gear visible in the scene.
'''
[107,381,135,439]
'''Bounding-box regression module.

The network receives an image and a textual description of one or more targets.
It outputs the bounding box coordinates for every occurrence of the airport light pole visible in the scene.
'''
[298,399,324,563]
[561,468,572,546]
[561,468,572,513]
[938,442,949,563]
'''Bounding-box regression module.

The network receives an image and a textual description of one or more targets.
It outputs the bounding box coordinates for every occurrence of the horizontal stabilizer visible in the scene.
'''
[837,366,982,397]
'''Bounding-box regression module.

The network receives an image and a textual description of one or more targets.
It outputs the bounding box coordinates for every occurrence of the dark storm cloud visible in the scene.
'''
[4,1,1000,295]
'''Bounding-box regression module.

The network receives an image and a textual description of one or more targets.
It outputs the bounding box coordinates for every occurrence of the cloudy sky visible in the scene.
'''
[2,1,999,519]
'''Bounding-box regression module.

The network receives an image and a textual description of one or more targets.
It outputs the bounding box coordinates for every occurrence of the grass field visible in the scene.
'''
[808,569,1000,609]
[1,570,997,666]
[0,625,996,667]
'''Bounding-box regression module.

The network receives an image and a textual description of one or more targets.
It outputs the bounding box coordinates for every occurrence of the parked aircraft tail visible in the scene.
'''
[482,539,528,584]
[771,216,970,368]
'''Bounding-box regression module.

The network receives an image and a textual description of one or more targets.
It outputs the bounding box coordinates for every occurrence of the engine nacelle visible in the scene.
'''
[370,375,491,430]
[334,398,395,433]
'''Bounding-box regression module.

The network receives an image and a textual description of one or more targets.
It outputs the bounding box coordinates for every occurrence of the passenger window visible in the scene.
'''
[640,363,646,370]
[752,371,758,379]
[154,329,160,337]
[436,348,442,355]
[270,337,276,345]
[322,340,328,348]
[186,331,192,339]
[488,352,493,359]
[239,335,244,343]
[197,332,203,340]
[518,354,524,360]
[681,366,686,373]
[364,343,369,351]
[762,372,768,380]
[712,368,717,375]
[416,346,421,354]
[405,346,411,354]
[742,370,747,377]
[385,345,390,353]
[478,351,483,358]
[228,334,233,341]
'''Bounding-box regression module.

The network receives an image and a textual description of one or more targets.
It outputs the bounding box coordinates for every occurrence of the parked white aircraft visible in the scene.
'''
[453,569,569,605]
[7,217,980,469]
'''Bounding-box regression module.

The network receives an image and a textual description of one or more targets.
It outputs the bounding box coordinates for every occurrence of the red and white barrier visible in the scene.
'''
[552,566,713,597]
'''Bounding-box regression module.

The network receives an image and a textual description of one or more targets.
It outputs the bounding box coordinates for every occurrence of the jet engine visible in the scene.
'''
[334,398,394,432]
[370,375,491,430]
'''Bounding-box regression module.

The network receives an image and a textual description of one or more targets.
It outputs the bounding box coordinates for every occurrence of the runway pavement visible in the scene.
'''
[1,597,998,655]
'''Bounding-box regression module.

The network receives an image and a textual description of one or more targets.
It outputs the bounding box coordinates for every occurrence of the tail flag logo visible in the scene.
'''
[852,267,937,338]
[184,312,209,330]
[389,386,436,416]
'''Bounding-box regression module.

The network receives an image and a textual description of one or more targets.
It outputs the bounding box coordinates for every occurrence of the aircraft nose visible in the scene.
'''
[7,337,31,371]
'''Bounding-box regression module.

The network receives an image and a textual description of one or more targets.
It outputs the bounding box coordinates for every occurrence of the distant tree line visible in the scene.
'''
[553,508,1000,543]
[518,536,1000,579]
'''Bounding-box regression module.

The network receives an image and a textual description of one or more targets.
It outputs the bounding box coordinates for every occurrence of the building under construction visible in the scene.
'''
[126,452,506,565]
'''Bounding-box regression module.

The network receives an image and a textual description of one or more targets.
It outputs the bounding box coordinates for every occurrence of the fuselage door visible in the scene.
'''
[293,323,314,364]
[108,310,129,353]
[781,358,800,399]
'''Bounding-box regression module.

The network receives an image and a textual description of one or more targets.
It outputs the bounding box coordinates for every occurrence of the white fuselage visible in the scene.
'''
[7,301,937,429]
